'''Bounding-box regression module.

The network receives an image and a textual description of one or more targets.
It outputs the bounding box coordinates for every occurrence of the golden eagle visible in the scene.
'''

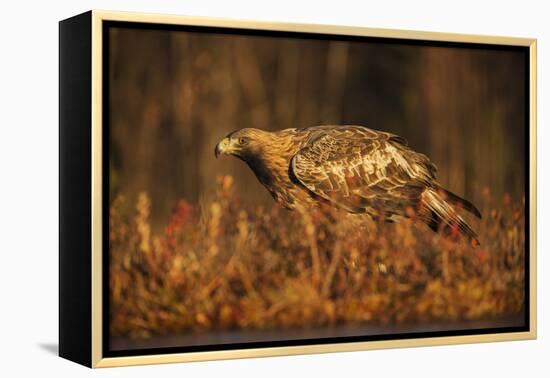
[215,125,481,244]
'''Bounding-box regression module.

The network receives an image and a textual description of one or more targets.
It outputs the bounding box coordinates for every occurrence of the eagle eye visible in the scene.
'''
[238,137,248,145]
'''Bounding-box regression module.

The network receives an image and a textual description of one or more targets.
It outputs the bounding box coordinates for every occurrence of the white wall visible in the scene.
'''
[0,0,546,376]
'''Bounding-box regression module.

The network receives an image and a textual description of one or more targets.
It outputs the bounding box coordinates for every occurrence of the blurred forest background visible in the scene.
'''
[108,26,526,229]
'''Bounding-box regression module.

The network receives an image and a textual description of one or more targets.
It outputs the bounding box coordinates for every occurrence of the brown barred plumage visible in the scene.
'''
[215,125,481,244]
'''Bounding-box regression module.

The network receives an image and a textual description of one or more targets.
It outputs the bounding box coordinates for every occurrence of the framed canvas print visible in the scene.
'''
[59,10,537,368]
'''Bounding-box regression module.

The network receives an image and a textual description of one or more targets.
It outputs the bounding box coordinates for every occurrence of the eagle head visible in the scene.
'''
[214,128,267,160]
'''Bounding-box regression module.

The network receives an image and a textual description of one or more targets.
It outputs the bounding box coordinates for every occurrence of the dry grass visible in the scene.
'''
[109,176,525,339]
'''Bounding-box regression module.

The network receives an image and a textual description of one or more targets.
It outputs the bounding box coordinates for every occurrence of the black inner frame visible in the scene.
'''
[101,20,531,358]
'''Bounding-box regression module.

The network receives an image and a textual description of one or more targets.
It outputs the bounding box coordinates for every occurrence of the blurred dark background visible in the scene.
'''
[108,26,526,228]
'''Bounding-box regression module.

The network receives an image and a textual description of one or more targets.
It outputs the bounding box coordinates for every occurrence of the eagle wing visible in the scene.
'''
[290,126,437,217]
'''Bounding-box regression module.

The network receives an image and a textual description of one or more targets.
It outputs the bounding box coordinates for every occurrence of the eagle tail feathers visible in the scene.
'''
[421,188,480,246]
[436,186,482,219]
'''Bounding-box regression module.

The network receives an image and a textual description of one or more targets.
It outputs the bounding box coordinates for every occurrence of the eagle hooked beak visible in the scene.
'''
[214,137,236,158]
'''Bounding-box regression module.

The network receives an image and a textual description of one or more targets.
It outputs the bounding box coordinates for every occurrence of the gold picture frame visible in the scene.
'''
[59,10,537,368]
